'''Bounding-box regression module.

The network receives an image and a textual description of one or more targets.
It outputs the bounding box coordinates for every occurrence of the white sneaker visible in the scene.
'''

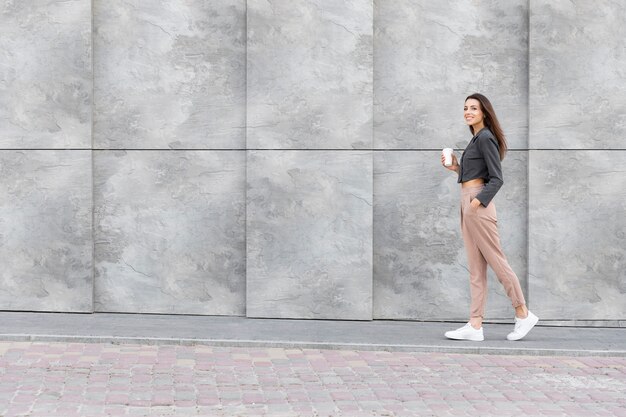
[507,311,539,341]
[445,322,484,341]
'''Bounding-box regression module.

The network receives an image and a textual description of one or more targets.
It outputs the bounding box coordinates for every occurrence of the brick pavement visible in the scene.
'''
[0,341,625,417]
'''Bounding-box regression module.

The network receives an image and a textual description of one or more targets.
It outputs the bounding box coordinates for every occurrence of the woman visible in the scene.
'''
[441,93,538,341]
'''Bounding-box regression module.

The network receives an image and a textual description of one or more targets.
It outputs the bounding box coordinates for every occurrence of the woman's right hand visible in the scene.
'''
[441,153,459,173]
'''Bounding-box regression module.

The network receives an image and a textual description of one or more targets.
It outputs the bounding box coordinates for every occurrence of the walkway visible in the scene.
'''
[0,312,625,357]
[1,341,625,416]
[1,312,625,416]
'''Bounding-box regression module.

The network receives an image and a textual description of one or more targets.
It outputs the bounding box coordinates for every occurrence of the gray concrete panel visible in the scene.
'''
[529,151,626,319]
[93,0,246,149]
[530,1,626,149]
[0,151,93,312]
[0,2,91,149]
[374,0,528,150]
[247,0,373,149]
[246,151,373,319]
[94,151,246,315]
[374,150,528,320]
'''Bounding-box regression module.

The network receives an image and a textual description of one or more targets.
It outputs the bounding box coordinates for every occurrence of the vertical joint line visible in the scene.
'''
[525,0,531,304]
[90,0,96,313]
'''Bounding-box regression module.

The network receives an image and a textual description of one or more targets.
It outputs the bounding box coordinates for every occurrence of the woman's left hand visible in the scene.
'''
[470,198,482,210]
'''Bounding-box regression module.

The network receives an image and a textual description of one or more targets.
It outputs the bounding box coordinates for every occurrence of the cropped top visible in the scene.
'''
[457,127,503,207]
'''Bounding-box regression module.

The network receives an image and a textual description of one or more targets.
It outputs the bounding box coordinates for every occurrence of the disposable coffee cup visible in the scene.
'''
[442,148,453,166]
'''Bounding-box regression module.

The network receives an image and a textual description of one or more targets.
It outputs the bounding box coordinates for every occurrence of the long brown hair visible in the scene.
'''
[465,93,507,160]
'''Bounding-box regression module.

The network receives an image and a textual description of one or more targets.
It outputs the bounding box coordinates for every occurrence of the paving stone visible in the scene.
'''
[1,341,626,416]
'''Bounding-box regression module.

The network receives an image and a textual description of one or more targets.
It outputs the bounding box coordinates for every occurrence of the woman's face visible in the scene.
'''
[464,98,485,129]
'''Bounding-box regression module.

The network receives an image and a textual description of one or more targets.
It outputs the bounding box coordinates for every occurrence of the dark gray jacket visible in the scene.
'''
[457,127,503,207]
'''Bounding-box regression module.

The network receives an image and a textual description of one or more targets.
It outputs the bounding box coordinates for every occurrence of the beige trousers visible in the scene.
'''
[460,185,526,318]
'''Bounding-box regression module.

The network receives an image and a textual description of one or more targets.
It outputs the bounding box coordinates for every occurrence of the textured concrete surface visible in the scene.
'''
[374,151,528,320]
[93,0,246,149]
[529,151,626,320]
[1,1,625,324]
[0,1,92,148]
[247,151,373,320]
[247,0,373,149]
[530,0,626,149]
[94,151,246,315]
[1,341,625,417]
[0,152,93,312]
[374,0,528,150]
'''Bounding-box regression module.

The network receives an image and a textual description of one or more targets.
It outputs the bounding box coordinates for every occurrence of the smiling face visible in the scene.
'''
[464,98,485,132]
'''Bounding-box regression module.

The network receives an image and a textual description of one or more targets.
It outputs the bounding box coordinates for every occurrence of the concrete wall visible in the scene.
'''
[0,1,93,312]
[92,0,247,316]
[0,0,624,322]
[246,0,373,320]
[528,0,626,320]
